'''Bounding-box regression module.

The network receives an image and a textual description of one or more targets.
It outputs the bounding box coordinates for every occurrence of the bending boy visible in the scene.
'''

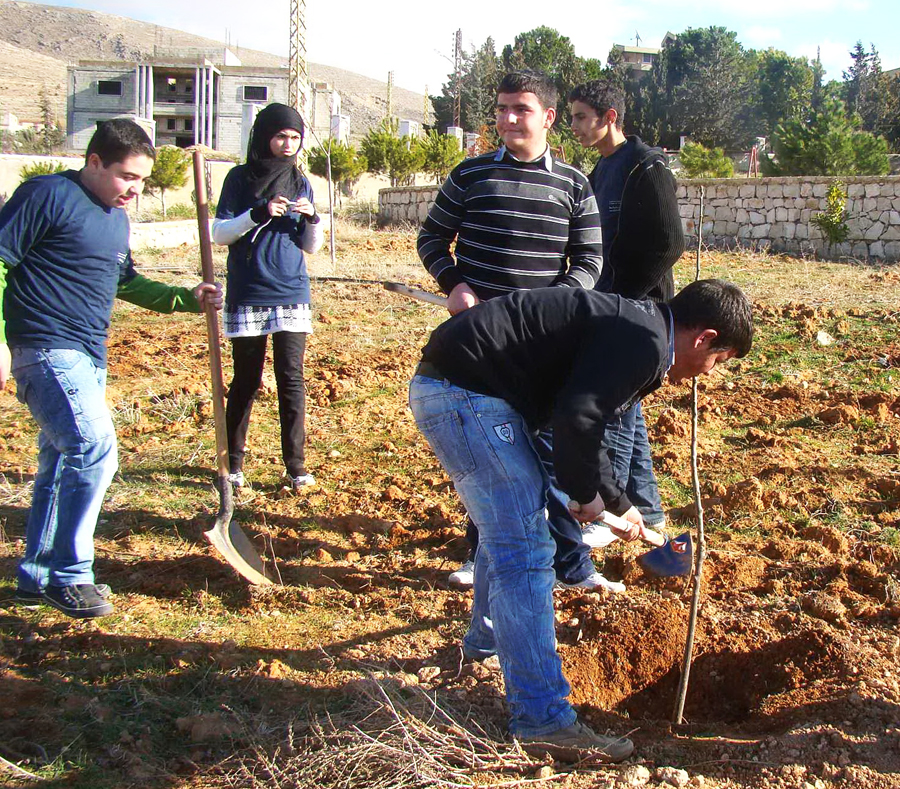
[409,280,752,760]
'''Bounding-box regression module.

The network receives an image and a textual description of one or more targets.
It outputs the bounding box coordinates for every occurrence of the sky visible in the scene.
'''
[29,0,900,95]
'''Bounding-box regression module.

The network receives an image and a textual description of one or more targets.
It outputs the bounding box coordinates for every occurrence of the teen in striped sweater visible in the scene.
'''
[417,70,615,592]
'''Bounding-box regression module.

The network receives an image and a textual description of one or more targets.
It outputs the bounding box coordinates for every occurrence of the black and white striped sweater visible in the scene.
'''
[417,147,603,300]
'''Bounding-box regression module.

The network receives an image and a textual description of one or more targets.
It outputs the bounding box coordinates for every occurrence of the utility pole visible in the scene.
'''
[288,0,310,120]
[423,84,430,127]
[453,28,462,129]
[386,71,394,122]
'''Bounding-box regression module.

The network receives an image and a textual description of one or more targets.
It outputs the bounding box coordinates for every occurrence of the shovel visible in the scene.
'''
[596,511,693,577]
[192,151,272,586]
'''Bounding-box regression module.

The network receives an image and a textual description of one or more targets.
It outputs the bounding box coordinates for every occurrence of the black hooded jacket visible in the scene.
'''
[590,135,684,302]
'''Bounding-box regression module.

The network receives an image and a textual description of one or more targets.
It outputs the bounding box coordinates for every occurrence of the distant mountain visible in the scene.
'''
[0,0,429,139]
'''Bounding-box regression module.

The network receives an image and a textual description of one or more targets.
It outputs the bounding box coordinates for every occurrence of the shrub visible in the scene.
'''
[19,160,67,183]
[679,142,734,178]
[810,182,849,247]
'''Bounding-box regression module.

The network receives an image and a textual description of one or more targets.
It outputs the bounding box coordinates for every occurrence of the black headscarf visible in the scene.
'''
[244,103,305,202]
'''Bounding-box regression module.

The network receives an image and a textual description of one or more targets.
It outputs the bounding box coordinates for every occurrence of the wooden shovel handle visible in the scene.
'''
[192,151,230,478]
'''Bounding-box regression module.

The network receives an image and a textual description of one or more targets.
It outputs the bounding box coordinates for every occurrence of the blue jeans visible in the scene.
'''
[11,348,118,591]
[410,375,576,736]
[602,402,664,525]
[464,427,595,584]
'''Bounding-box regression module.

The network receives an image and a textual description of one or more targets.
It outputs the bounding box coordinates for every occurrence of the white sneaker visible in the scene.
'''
[582,521,619,549]
[227,471,245,488]
[448,560,475,588]
[557,572,626,594]
[291,473,316,490]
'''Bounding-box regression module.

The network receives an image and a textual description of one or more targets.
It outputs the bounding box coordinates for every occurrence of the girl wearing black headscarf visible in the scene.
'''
[212,102,323,490]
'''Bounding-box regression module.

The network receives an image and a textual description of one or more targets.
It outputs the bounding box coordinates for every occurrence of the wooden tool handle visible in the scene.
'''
[192,151,229,478]
[599,510,667,547]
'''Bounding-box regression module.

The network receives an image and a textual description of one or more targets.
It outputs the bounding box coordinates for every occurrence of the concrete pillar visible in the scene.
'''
[146,66,154,121]
[206,66,214,149]
[199,68,207,145]
[134,66,141,115]
[194,67,200,145]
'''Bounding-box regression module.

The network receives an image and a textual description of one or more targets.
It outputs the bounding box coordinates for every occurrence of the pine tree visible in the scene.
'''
[761,96,890,176]
[146,146,190,219]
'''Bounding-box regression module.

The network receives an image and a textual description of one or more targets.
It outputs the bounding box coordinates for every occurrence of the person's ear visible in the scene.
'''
[694,329,719,348]
[544,106,557,129]
[606,108,618,127]
[85,153,103,170]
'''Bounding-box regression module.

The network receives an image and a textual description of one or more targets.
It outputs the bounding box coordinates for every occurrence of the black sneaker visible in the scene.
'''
[43,584,115,619]
[14,584,111,609]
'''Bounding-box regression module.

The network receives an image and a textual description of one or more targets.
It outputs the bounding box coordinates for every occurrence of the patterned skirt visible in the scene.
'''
[223,303,313,338]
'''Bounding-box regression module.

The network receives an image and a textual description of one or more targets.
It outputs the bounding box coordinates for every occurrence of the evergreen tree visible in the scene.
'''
[810,48,825,113]
[761,96,890,176]
[679,141,734,178]
[642,27,754,149]
[751,49,813,138]
[146,145,190,219]
[307,141,366,203]
[420,130,464,183]
[360,120,425,187]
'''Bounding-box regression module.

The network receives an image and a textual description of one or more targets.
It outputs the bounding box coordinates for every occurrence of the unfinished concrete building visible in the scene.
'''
[66,47,292,157]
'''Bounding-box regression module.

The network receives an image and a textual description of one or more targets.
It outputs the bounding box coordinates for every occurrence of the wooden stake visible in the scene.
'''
[673,184,706,724]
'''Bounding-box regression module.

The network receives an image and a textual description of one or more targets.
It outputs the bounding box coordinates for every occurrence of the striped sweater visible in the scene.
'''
[417,147,603,300]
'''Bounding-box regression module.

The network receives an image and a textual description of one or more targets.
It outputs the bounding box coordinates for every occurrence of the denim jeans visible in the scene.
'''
[602,401,665,525]
[410,375,577,736]
[464,428,596,584]
[11,348,118,591]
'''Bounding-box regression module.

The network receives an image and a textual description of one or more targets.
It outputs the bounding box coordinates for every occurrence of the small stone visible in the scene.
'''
[656,766,690,787]
[329,449,341,457]
[417,666,440,683]
[534,765,554,779]
[618,764,652,786]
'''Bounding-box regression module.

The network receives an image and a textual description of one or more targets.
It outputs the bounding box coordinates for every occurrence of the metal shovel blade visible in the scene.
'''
[639,532,693,577]
[202,477,273,586]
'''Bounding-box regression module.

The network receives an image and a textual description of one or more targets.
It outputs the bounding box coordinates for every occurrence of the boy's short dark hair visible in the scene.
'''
[85,119,156,167]
[669,279,754,357]
[497,70,558,111]
[569,80,626,128]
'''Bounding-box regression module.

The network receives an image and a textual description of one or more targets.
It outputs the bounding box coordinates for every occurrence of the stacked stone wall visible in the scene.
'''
[677,176,900,260]
[379,176,900,262]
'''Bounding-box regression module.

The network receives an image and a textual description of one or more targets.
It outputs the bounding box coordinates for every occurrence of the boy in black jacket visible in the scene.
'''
[570,79,685,536]
[409,279,752,760]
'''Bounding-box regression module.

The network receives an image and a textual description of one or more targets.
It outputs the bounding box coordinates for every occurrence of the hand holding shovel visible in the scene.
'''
[589,510,694,577]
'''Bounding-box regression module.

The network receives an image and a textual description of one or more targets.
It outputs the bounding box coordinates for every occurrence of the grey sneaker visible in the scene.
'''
[43,584,115,619]
[556,572,626,593]
[448,559,475,588]
[15,583,111,609]
[227,471,245,488]
[518,720,634,763]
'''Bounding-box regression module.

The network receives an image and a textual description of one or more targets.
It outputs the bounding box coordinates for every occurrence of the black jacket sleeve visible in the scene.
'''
[610,159,684,300]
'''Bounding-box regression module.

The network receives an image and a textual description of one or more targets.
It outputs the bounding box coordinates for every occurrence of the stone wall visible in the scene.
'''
[378,185,439,224]
[680,176,900,261]
[379,176,900,262]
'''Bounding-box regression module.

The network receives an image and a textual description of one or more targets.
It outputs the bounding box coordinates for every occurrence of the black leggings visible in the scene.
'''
[226,331,307,477]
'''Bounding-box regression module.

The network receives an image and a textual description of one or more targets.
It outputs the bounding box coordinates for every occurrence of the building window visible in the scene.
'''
[167,77,177,92]
[642,53,653,64]
[243,85,268,102]
[185,79,194,92]
[97,80,123,96]
[184,119,193,132]
[166,118,176,131]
